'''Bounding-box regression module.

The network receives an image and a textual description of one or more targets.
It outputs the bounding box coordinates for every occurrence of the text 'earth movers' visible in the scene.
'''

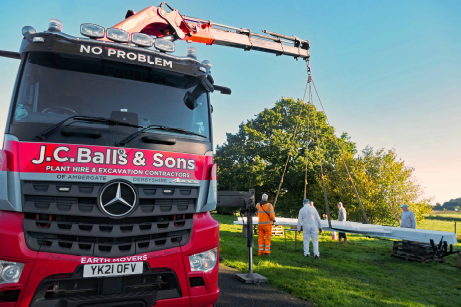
[0,2,309,307]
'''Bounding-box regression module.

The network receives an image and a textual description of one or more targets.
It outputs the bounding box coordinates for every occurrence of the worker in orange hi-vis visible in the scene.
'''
[256,194,275,256]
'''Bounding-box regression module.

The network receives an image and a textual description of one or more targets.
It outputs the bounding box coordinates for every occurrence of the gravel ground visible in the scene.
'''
[215,264,311,307]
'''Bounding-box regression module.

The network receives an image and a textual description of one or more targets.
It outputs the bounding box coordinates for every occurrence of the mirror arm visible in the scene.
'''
[0,50,20,60]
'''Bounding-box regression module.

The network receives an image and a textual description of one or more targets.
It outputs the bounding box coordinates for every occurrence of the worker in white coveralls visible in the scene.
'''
[297,199,323,259]
[400,204,416,229]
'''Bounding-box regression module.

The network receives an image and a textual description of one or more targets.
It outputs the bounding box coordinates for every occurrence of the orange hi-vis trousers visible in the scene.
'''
[258,224,273,255]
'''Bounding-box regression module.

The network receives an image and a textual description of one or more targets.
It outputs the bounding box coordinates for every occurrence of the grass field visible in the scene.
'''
[422,212,461,234]
[428,211,461,215]
[214,213,461,306]
[419,219,461,236]
[425,212,461,223]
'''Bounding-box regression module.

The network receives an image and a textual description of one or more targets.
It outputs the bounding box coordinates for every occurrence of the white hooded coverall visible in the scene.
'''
[297,204,322,256]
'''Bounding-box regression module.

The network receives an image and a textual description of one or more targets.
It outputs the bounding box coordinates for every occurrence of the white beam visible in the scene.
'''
[234,217,458,245]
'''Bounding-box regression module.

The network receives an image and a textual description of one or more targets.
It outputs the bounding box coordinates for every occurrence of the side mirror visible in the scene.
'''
[184,75,214,110]
[184,89,203,110]
[214,85,231,95]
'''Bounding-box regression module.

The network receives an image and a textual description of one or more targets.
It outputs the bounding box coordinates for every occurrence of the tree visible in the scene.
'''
[215,98,433,225]
[329,147,433,225]
[432,198,461,211]
[215,98,356,217]
[441,199,461,210]
[434,203,443,211]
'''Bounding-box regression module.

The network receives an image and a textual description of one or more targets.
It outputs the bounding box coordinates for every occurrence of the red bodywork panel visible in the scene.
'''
[4,140,213,180]
[0,141,220,306]
[0,211,219,307]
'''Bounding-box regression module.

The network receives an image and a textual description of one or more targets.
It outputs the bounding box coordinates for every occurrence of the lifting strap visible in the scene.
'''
[309,81,332,227]
[273,61,310,208]
[311,80,369,224]
[272,60,369,227]
[303,89,311,199]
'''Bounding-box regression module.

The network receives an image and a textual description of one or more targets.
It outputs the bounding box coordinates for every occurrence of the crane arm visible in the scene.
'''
[110,2,309,60]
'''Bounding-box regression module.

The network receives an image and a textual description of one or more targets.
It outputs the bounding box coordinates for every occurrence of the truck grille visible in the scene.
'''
[0,290,21,303]
[30,264,181,307]
[22,181,197,257]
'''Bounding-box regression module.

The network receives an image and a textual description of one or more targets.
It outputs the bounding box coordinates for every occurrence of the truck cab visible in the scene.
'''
[0,21,220,307]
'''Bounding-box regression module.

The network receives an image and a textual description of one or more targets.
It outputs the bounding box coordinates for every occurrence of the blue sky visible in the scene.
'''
[0,0,460,204]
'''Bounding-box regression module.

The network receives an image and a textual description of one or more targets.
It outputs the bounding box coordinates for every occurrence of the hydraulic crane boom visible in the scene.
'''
[110,2,310,60]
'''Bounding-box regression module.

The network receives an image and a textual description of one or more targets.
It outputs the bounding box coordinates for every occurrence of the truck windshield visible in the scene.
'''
[11,52,210,141]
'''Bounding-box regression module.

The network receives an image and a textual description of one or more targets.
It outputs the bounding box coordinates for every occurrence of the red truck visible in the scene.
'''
[0,3,309,306]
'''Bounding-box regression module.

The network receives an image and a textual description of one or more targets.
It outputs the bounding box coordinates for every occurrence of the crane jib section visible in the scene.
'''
[111,4,310,60]
[209,28,309,59]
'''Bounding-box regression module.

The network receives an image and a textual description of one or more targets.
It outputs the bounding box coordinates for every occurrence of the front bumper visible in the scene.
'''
[0,211,220,307]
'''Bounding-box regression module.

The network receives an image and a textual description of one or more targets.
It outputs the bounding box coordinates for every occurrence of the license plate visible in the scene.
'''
[83,262,143,278]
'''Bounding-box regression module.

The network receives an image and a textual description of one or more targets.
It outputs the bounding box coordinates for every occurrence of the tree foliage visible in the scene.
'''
[215,98,432,225]
[433,198,461,211]
[329,147,432,225]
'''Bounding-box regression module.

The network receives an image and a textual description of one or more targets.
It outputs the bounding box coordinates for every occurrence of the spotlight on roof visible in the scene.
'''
[186,47,197,59]
[154,38,175,53]
[21,26,36,38]
[106,28,130,43]
[80,23,105,39]
[132,33,154,48]
[48,19,63,32]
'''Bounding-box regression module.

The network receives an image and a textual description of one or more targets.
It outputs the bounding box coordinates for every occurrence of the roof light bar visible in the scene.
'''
[132,33,154,48]
[80,23,105,39]
[201,60,212,73]
[106,28,130,43]
[21,26,36,38]
[33,37,45,43]
[186,47,197,59]
[48,19,63,33]
[154,38,175,53]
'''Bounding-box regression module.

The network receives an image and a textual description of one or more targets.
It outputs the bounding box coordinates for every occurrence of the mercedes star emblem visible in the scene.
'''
[99,181,137,217]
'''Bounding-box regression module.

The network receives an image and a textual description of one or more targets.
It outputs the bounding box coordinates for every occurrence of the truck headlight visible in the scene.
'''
[188,248,217,273]
[0,261,25,284]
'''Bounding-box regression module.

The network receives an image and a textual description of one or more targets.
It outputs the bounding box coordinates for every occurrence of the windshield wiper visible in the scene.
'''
[117,125,206,146]
[34,116,142,141]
